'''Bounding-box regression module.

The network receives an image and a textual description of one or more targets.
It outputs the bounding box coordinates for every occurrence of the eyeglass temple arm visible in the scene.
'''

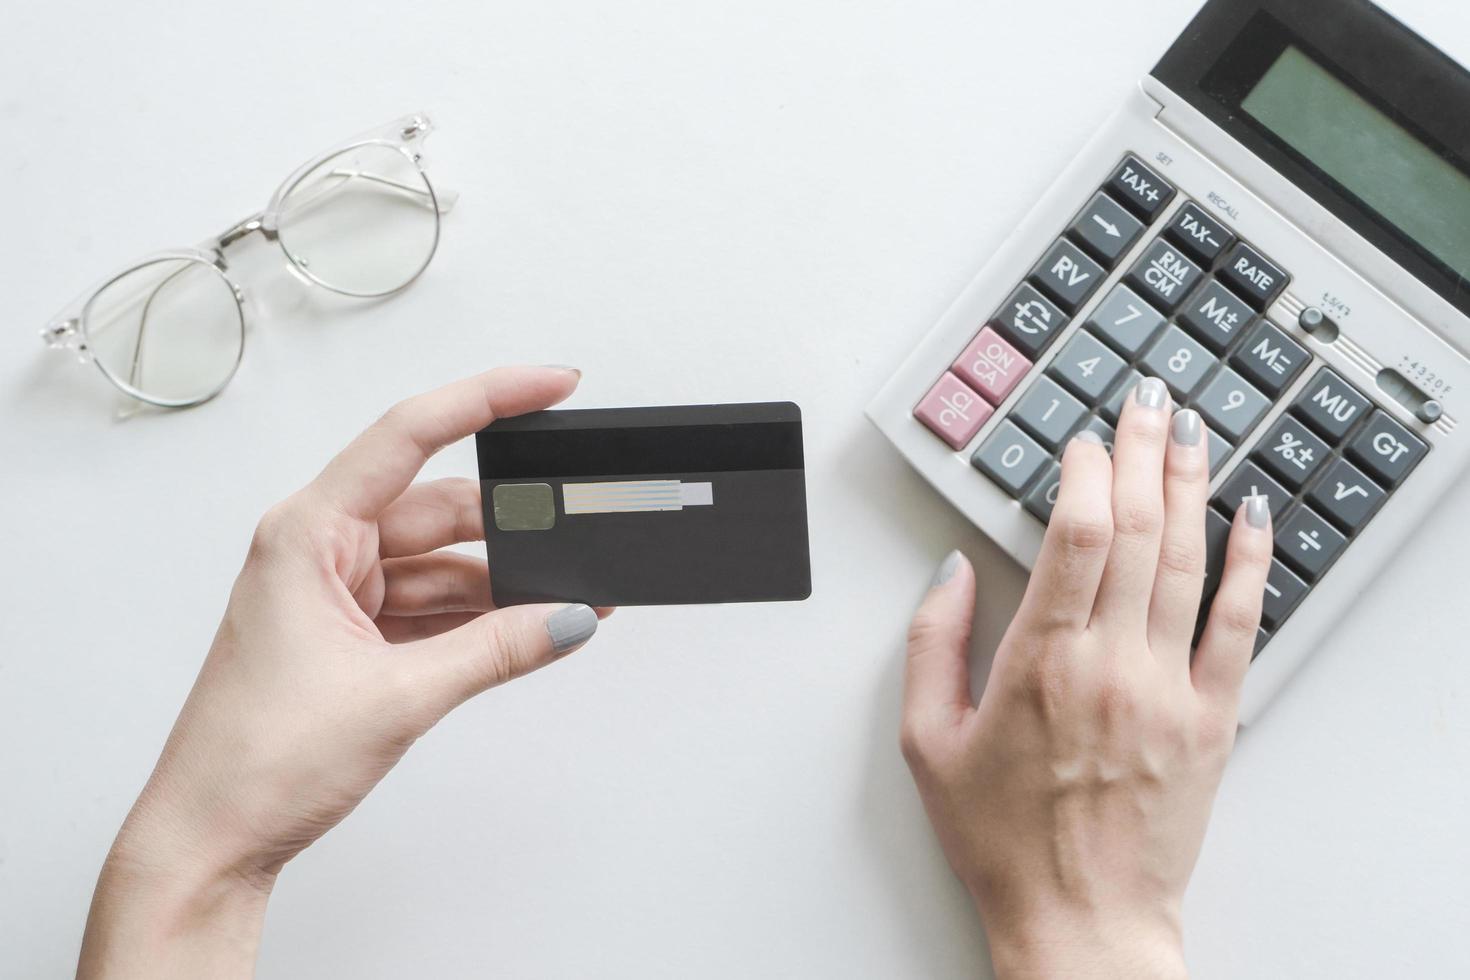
[333,169,459,214]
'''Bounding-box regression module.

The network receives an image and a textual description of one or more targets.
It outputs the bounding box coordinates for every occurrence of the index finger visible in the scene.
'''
[314,366,581,519]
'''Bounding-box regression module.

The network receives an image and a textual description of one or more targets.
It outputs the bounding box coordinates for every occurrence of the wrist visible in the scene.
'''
[974,891,1187,980]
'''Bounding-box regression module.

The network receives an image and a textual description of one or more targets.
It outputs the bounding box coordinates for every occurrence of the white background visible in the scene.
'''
[4,0,1470,976]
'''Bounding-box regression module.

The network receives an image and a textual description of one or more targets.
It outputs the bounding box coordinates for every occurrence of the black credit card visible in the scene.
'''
[475,402,811,606]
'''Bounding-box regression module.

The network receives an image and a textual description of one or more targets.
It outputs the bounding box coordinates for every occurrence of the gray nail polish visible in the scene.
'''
[1171,408,1202,446]
[1246,494,1271,529]
[546,604,598,653]
[931,550,963,588]
[1073,429,1104,446]
[1134,377,1169,410]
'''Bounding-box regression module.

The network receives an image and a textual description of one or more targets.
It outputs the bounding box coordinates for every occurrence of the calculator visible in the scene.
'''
[867,0,1470,723]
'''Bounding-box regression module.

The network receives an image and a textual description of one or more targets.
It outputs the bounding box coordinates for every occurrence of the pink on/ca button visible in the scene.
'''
[951,327,1032,405]
[914,372,993,449]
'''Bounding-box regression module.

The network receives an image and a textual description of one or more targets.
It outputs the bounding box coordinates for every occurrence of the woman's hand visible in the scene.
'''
[900,378,1272,980]
[78,366,609,979]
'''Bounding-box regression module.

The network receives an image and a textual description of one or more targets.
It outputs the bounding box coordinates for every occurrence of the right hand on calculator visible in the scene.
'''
[899,377,1273,979]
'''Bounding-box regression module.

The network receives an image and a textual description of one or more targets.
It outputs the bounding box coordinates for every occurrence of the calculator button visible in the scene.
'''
[1022,462,1064,523]
[1212,460,1290,522]
[1100,368,1144,425]
[1261,560,1309,630]
[990,282,1068,359]
[914,372,994,449]
[1067,192,1145,267]
[1194,367,1270,442]
[952,327,1032,406]
[1253,628,1270,660]
[1104,155,1176,222]
[1305,457,1386,532]
[1254,414,1330,491]
[972,420,1049,497]
[1230,320,1309,397]
[1345,409,1429,487]
[1218,241,1288,310]
[1030,238,1105,313]
[1049,330,1127,405]
[1086,284,1167,358]
[1206,426,1232,476]
[1201,507,1233,600]
[1078,415,1117,454]
[1177,280,1256,353]
[1164,202,1235,265]
[1275,506,1347,580]
[1138,326,1215,399]
[1011,375,1088,450]
[1291,368,1370,443]
[1124,239,1204,314]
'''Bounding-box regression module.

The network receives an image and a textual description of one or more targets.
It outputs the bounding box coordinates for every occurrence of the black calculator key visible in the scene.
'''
[989,282,1068,359]
[1104,155,1176,221]
[1139,325,1215,399]
[1165,202,1235,265]
[1049,330,1127,405]
[1255,414,1329,490]
[1275,506,1347,580]
[1292,368,1371,443]
[1230,320,1309,397]
[1177,280,1256,353]
[1030,238,1105,313]
[1201,507,1233,600]
[1194,367,1271,442]
[1346,410,1429,487]
[1068,192,1145,266]
[1212,460,1291,522]
[1305,457,1386,532]
[1253,628,1271,660]
[1261,559,1309,630]
[1124,239,1204,314]
[1218,241,1288,310]
[1022,462,1064,523]
[1086,284,1167,358]
[972,421,1049,497]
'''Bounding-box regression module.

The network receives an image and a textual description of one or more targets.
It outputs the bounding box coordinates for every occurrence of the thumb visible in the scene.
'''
[902,550,976,736]
[411,602,600,716]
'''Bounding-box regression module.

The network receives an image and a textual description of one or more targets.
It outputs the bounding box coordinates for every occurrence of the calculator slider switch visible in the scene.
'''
[1297,306,1339,342]
[1417,400,1444,424]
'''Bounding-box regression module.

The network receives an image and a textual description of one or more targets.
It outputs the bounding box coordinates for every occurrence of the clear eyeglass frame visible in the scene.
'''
[40,111,458,410]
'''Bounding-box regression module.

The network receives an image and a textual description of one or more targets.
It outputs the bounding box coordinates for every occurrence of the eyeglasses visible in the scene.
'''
[40,112,457,409]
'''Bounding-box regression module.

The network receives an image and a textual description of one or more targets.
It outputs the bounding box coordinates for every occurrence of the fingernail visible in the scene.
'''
[1245,495,1271,529]
[1073,429,1104,446]
[1171,408,1202,446]
[931,550,964,588]
[546,604,598,653]
[542,364,582,377]
[1134,377,1169,410]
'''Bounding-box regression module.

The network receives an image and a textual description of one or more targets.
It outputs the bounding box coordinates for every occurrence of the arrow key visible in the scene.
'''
[1067,191,1144,267]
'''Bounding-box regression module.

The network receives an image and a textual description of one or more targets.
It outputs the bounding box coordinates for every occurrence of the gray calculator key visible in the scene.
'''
[1201,507,1233,601]
[1124,239,1204,314]
[1212,460,1290,522]
[1255,414,1330,490]
[1011,375,1087,450]
[1139,325,1215,399]
[1305,457,1386,532]
[1177,280,1255,353]
[990,282,1068,359]
[1049,330,1127,405]
[1030,238,1105,313]
[1104,155,1175,221]
[1206,426,1232,476]
[1346,410,1428,487]
[1261,560,1309,630]
[1100,368,1144,425]
[1230,320,1309,397]
[1275,506,1347,580]
[1086,284,1166,358]
[1022,462,1064,522]
[1219,241,1288,310]
[972,420,1049,497]
[1194,367,1270,442]
[1292,368,1371,443]
[1079,415,1117,454]
[1068,192,1145,266]
[1165,202,1235,265]
[1253,628,1271,660]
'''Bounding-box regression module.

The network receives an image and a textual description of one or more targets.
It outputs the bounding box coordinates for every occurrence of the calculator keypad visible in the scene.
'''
[907,154,1432,663]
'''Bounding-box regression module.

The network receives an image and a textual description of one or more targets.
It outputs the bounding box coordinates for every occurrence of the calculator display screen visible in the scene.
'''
[1240,45,1470,282]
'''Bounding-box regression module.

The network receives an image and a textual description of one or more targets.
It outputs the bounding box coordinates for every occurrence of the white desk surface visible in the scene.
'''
[4,1,1469,976]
